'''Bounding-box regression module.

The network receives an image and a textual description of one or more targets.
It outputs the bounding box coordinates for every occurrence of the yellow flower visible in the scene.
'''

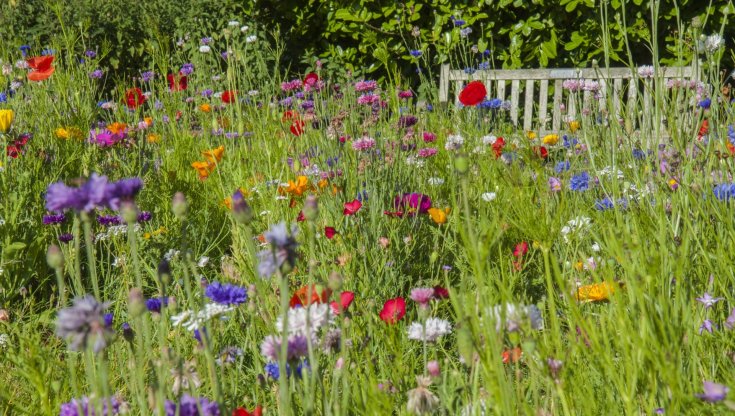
[427,207,450,224]
[526,131,537,140]
[0,109,14,133]
[202,145,225,163]
[576,281,618,302]
[55,127,71,139]
[542,134,559,145]
[569,120,581,133]
[144,117,153,126]
[147,134,161,143]
[199,103,212,113]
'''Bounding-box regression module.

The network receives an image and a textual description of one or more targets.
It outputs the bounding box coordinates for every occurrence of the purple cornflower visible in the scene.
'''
[696,381,729,403]
[89,69,104,79]
[398,115,418,128]
[84,50,97,58]
[256,222,300,279]
[137,211,152,222]
[140,71,154,82]
[204,282,248,305]
[43,213,66,225]
[696,292,723,309]
[165,394,220,416]
[554,161,570,173]
[56,295,114,353]
[106,177,143,210]
[145,297,168,313]
[59,396,121,416]
[699,319,715,334]
[59,233,74,243]
[46,173,109,213]
[594,197,614,211]
[726,308,735,330]
[569,172,590,191]
[97,215,122,227]
[260,334,309,361]
[409,50,422,58]
[180,63,194,76]
[103,313,113,328]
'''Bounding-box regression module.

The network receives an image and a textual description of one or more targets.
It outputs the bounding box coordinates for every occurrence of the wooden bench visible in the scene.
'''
[438,64,700,136]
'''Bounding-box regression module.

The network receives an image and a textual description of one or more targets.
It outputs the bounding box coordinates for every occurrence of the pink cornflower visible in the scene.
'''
[355,80,378,92]
[417,148,437,158]
[410,287,435,307]
[423,132,436,143]
[398,90,413,99]
[357,93,380,105]
[352,137,376,151]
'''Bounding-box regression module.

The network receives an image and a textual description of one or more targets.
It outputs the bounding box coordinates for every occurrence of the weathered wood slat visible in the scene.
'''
[523,80,534,131]
[599,79,607,112]
[454,80,463,104]
[553,80,562,131]
[439,64,450,103]
[627,79,638,120]
[497,80,506,100]
[538,80,549,131]
[613,78,623,116]
[510,79,520,125]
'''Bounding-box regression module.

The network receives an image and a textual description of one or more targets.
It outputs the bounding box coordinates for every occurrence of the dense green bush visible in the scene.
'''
[0,0,732,81]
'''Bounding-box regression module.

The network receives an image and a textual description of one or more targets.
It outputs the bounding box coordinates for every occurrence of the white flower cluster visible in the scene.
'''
[560,216,591,243]
[445,134,464,151]
[483,303,544,333]
[407,318,452,342]
[276,303,334,337]
[95,224,141,242]
[171,303,235,331]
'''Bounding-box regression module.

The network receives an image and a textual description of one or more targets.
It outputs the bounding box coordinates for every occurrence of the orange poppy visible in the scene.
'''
[279,176,312,197]
[289,284,332,308]
[107,122,127,135]
[576,281,618,302]
[502,347,522,364]
[26,56,55,81]
[202,145,225,163]
[192,161,215,179]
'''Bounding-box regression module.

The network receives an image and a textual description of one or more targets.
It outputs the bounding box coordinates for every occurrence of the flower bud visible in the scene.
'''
[303,194,319,221]
[328,271,343,292]
[157,258,171,285]
[120,201,139,225]
[172,192,188,219]
[128,288,146,317]
[46,244,65,270]
[231,189,253,224]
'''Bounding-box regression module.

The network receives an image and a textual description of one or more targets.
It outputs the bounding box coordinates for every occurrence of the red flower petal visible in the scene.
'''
[304,72,319,85]
[458,81,487,106]
[222,90,236,104]
[324,226,337,239]
[290,119,305,136]
[125,87,146,109]
[26,56,53,71]
[379,297,406,324]
[432,286,449,299]
[343,199,362,216]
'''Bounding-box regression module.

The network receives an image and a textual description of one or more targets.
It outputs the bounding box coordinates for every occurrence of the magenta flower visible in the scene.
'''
[394,193,432,215]
[417,148,437,158]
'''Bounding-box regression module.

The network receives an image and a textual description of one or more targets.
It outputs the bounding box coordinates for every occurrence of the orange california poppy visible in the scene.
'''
[576,281,618,303]
[202,145,225,164]
[502,347,522,364]
[279,175,312,197]
[289,284,332,308]
[192,161,215,179]
[26,56,55,82]
[107,122,127,135]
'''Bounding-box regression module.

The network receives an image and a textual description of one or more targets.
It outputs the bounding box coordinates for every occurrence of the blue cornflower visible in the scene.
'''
[426,104,433,112]
[563,135,578,148]
[594,197,614,211]
[265,362,289,380]
[697,98,711,109]
[464,67,476,75]
[554,161,571,173]
[409,50,422,58]
[728,125,735,146]
[483,49,491,57]
[357,189,368,202]
[478,61,490,70]
[460,27,473,37]
[632,148,646,160]
[204,282,248,305]
[145,297,168,313]
[477,98,502,109]
[569,172,590,191]
[103,313,114,328]
[41,48,55,56]
[0,92,7,103]
[713,183,735,201]
[616,198,629,210]
[19,45,30,57]
[453,19,466,27]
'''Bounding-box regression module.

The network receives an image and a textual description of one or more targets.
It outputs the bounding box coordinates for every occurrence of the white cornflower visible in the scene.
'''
[407,318,452,342]
[199,45,211,53]
[637,65,654,78]
[428,177,445,186]
[240,25,250,33]
[405,156,426,167]
[484,303,544,332]
[248,90,259,96]
[164,249,181,261]
[95,224,141,241]
[560,216,592,242]
[597,166,624,180]
[276,303,333,337]
[228,20,240,27]
[112,256,125,268]
[0,334,9,349]
[481,134,497,145]
[197,256,210,268]
[246,35,257,43]
[481,192,497,202]
[704,34,724,53]
[445,134,464,151]
[591,242,601,252]
[171,303,235,331]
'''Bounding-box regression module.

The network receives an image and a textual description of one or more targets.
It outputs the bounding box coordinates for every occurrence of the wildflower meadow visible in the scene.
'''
[1,3,735,415]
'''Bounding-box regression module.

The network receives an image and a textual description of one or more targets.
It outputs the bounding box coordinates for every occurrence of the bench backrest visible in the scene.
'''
[438,64,699,135]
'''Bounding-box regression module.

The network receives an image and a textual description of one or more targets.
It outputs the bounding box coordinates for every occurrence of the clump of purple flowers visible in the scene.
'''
[59,396,121,416]
[43,213,66,225]
[204,282,248,305]
[56,295,114,353]
[88,128,126,147]
[45,174,143,213]
[256,222,300,279]
[165,394,220,416]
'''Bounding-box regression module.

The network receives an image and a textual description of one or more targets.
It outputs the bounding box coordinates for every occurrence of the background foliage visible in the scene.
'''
[1,0,733,82]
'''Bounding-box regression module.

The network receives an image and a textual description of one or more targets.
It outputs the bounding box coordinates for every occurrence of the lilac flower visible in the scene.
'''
[696,381,729,403]
[89,69,104,79]
[43,213,66,225]
[56,295,114,353]
[140,71,154,82]
[59,396,121,416]
[204,282,248,305]
[699,319,715,334]
[726,308,735,330]
[548,177,562,192]
[352,137,376,151]
[180,63,194,76]
[46,173,109,213]
[696,292,724,309]
[84,50,97,58]
[410,288,435,307]
[257,222,299,279]
[260,334,309,361]
[165,394,220,416]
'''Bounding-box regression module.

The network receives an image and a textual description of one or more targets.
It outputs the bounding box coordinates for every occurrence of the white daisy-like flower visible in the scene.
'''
[591,242,601,252]
[560,216,592,242]
[199,45,211,53]
[276,303,333,337]
[240,25,250,33]
[445,134,464,151]
[481,135,497,145]
[197,256,210,268]
[428,177,445,186]
[704,34,724,53]
[597,166,624,180]
[228,20,240,27]
[246,35,257,43]
[96,224,141,242]
[405,156,425,167]
[481,192,497,202]
[407,318,452,342]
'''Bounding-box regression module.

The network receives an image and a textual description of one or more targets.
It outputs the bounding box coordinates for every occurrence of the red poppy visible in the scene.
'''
[432,286,449,299]
[698,119,709,138]
[167,73,188,91]
[125,88,146,109]
[532,146,548,159]
[282,110,300,122]
[222,90,236,104]
[383,210,405,218]
[330,291,355,315]
[491,137,505,158]
[728,142,735,156]
[324,226,337,239]
[289,284,332,308]
[458,81,486,106]
[6,145,19,158]
[290,119,305,136]
[304,72,319,85]
[233,406,262,416]
[343,199,362,216]
[296,211,305,222]
[502,347,522,364]
[513,242,529,257]
[26,56,55,82]
[175,110,183,121]
[379,297,406,324]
